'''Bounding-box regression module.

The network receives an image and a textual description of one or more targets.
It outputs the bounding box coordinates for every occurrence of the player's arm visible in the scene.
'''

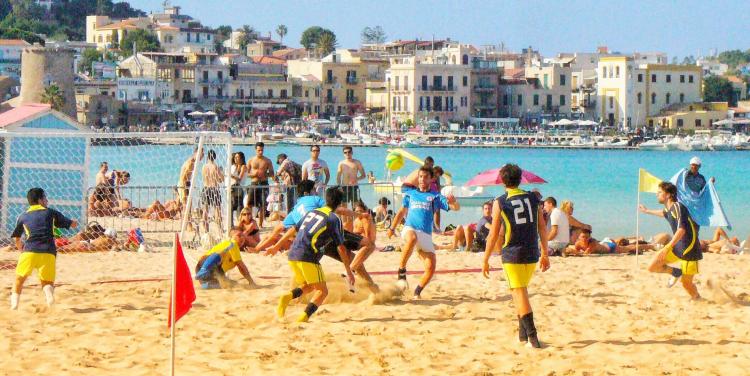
[235,260,256,286]
[446,194,460,211]
[265,227,297,255]
[11,220,24,251]
[638,204,663,217]
[323,165,330,185]
[666,228,685,250]
[537,207,550,271]
[336,162,343,185]
[482,200,502,278]
[52,209,77,229]
[387,207,407,238]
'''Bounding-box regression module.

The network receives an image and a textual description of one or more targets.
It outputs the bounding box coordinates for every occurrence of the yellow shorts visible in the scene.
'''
[288,261,325,286]
[665,249,699,276]
[16,252,56,282]
[503,263,536,289]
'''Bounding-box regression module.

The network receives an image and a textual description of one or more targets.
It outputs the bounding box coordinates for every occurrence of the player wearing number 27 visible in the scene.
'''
[482,164,550,349]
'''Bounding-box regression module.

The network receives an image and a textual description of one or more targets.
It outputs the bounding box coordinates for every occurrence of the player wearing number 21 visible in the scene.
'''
[482,164,550,349]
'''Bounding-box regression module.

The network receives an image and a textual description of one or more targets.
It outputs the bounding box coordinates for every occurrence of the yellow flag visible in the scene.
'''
[638,168,662,193]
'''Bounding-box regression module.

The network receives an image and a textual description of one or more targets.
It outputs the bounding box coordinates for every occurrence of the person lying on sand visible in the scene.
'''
[564,229,657,256]
[57,228,120,253]
[700,228,742,254]
[194,230,257,289]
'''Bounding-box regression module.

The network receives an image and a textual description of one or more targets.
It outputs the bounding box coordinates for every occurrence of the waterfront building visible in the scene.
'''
[647,102,728,130]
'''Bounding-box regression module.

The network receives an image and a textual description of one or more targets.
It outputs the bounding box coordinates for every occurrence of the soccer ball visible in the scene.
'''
[395,279,408,292]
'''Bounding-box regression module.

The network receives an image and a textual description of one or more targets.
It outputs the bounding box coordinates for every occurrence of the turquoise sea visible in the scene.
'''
[91,145,749,239]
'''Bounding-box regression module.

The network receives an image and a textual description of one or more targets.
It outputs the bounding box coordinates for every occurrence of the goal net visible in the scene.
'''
[0,131,233,285]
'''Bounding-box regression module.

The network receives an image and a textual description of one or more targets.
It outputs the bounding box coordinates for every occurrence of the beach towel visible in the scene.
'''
[670,168,731,230]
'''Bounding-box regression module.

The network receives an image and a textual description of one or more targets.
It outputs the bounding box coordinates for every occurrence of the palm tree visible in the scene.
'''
[41,84,65,111]
[317,32,337,57]
[238,24,256,53]
[275,24,287,45]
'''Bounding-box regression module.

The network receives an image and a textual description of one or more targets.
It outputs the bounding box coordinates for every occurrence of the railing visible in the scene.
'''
[325,77,337,84]
[473,85,495,91]
[326,96,336,103]
[346,77,358,84]
[419,85,456,92]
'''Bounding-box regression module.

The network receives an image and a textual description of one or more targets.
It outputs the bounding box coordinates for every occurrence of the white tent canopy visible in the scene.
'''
[578,120,599,126]
[550,119,576,126]
[203,111,217,116]
[187,111,204,116]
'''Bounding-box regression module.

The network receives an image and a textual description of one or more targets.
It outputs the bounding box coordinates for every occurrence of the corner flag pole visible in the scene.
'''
[635,188,641,269]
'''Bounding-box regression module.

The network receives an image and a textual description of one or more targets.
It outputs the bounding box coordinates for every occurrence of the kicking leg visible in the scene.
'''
[397,230,417,284]
[297,282,328,322]
[681,274,700,300]
[413,250,436,298]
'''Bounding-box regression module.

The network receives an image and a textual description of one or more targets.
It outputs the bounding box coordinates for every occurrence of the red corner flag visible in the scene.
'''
[168,233,195,328]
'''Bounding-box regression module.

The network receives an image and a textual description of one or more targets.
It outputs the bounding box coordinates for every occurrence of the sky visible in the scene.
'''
[127,0,750,59]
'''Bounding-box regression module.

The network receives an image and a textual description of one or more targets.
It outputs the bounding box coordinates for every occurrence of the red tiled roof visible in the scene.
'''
[251,56,287,65]
[726,75,744,84]
[0,39,31,46]
[0,103,51,128]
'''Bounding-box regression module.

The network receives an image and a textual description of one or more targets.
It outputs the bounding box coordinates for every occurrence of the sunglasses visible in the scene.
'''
[312,149,320,152]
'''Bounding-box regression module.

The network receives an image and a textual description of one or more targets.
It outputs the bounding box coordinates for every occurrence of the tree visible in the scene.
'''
[717,49,750,69]
[300,26,325,50]
[79,47,116,75]
[316,30,337,56]
[41,84,65,111]
[120,29,160,56]
[275,24,287,45]
[215,25,232,38]
[361,25,386,45]
[703,76,734,104]
[238,24,256,53]
[681,55,696,65]
[10,0,46,20]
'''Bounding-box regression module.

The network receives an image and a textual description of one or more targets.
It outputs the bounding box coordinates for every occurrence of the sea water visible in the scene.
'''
[91,144,749,239]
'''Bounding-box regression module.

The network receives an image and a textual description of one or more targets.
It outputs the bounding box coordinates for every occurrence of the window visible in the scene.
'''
[609,96,614,109]
[433,76,442,89]
[196,33,200,42]
[503,94,508,106]
[447,76,453,89]
[305,90,309,98]
[695,119,702,127]
[202,71,208,81]
[546,94,552,108]
[268,89,273,98]
[609,66,613,78]
[404,96,408,111]
[651,93,656,104]
[533,94,539,106]
[394,76,399,90]
[677,119,684,127]
[187,33,191,42]
[425,96,431,111]
[422,75,428,90]
[281,89,288,98]
[602,67,607,78]
[396,96,400,111]
[689,75,694,83]
[637,92,642,104]
[560,74,566,86]
[392,97,397,111]
[327,70,333,83]
[216,88,222,97]
[615,66,620,78]
[666,93,670,104]
[517,94,522,106]
[560,95,566,106]
[666,74,671,83]
[680,75,685,83]
[419,96,424,111]
[679,93,684,103]
[433,96,442,111]
[404,76,409,90]
[202,86,208,98]
[651,74,656,83]
[207,34,211,40]
[638,73,643,82]
[543,74,548,89]
[462,76,468,86]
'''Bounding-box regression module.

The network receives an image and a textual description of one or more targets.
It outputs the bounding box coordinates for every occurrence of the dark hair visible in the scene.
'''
[100,162,108,168]
[27,187,46,205]
[277,153,287,163]
[424,156,434,165]
[310,144,320,151]
[659,181,677,200]
[432,166,444,176]
[234,151,246,166]
[343,146,352,153]
[544,197,557,207]
[354,199,368,212]
[482,200,492,209]
[418,166,434,178]
[297,180,316,196]
[378,197,390,206]
[208,149,216,161]
[500,163,522,188]
[581,228,592,235]
[255,142,265,149]
[325,186,344,209]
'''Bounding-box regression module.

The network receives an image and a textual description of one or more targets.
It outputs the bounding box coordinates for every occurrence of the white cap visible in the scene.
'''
[104,228,117,238]
[689,156,702,166]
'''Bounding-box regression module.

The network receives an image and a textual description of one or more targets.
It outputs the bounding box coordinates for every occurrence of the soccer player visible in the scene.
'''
[11,188,78,309]
[253,180,322,254]
[482,164,550,349]
[276,187,355,323]
[387,166,459,299]
[639,181,702,299]
[195,230,257,289]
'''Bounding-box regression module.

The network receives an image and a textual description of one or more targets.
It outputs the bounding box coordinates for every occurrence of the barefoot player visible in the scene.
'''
[482,164,550,348]
[639,181,702,299]
[11,188,78,309]
[277,187,355,323]
[387,166,459,299]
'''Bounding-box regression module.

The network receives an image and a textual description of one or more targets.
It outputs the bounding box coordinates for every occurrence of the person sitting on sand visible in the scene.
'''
[564,229,657,256]
[451,200,492,252]
[236,207,261,250]
[374,197,392,227]
[560,200,592,244]
[195,230,257,289]
[141,197,182,220]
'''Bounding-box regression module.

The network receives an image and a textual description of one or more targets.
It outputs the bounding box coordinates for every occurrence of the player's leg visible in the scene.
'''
[349,233,374,271]
[466,228,475,250]
[37,254,56,306]
[413,250,436,299]
[452,225,466,250]
[680,261,700,299]
[397,228,417,284]
[647,248,677,274]
[504,263,539,347]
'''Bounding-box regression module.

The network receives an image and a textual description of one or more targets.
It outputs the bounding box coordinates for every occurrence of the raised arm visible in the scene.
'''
[638,204,663,217]
[568,214,591,230]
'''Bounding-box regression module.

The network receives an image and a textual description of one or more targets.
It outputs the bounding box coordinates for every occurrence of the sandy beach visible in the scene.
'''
[1,227,749,376]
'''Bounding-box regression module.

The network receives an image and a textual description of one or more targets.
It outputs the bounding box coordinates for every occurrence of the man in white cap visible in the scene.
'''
[685,157,714,193]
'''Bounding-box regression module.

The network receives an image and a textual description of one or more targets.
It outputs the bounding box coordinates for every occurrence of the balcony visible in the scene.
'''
[474,103,496,110]
[473,85,495,92]
[346,77,358,85]
[325,77,337,84]
[326,96,336,103]
[346,96,359,104]
[419,85,456,92]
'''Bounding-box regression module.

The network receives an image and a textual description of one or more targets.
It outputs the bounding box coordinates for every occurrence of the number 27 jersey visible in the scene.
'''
[497,189,541,264]
[288,207,344,264]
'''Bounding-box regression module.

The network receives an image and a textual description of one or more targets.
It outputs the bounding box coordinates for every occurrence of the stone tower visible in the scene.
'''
[18,45,76,118]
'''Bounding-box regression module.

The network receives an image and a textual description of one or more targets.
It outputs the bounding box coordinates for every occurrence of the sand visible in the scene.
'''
[2,227,750,375]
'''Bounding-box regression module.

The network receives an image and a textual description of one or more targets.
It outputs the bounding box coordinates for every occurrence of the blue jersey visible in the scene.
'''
[663,202,701,261]
[283,195,326,228]
[11,205,73,255]
[496,189,541,264]
[288,207,344,264]
[402,189,450,234]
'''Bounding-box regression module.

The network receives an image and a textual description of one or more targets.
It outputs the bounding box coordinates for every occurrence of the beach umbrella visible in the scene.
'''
[465,167,547,187]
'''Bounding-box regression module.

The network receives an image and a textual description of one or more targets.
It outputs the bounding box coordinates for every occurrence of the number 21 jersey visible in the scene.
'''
[497,189,541,264]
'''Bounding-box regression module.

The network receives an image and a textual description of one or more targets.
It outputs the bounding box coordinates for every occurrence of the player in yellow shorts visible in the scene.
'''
[11,188,78,310]
[639,181,702,299]
[276,187,354,323]
[482,164,550,349]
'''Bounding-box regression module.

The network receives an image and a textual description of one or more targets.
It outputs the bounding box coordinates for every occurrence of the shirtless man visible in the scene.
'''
[336,146,366,231]
[178,147,203,207]
[95,162,109,186]
[246,142,275,228]
[201,149,224,232]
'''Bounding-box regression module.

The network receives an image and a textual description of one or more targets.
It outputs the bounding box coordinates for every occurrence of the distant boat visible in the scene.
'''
[709,136,733,151]
[638,139,666,151]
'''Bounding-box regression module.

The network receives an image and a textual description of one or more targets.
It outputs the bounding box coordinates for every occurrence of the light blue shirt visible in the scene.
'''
[402,189,450,234]
[283,195,326,228]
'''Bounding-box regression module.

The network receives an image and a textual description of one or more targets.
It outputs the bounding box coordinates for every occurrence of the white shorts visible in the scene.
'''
[402,226,435,253]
